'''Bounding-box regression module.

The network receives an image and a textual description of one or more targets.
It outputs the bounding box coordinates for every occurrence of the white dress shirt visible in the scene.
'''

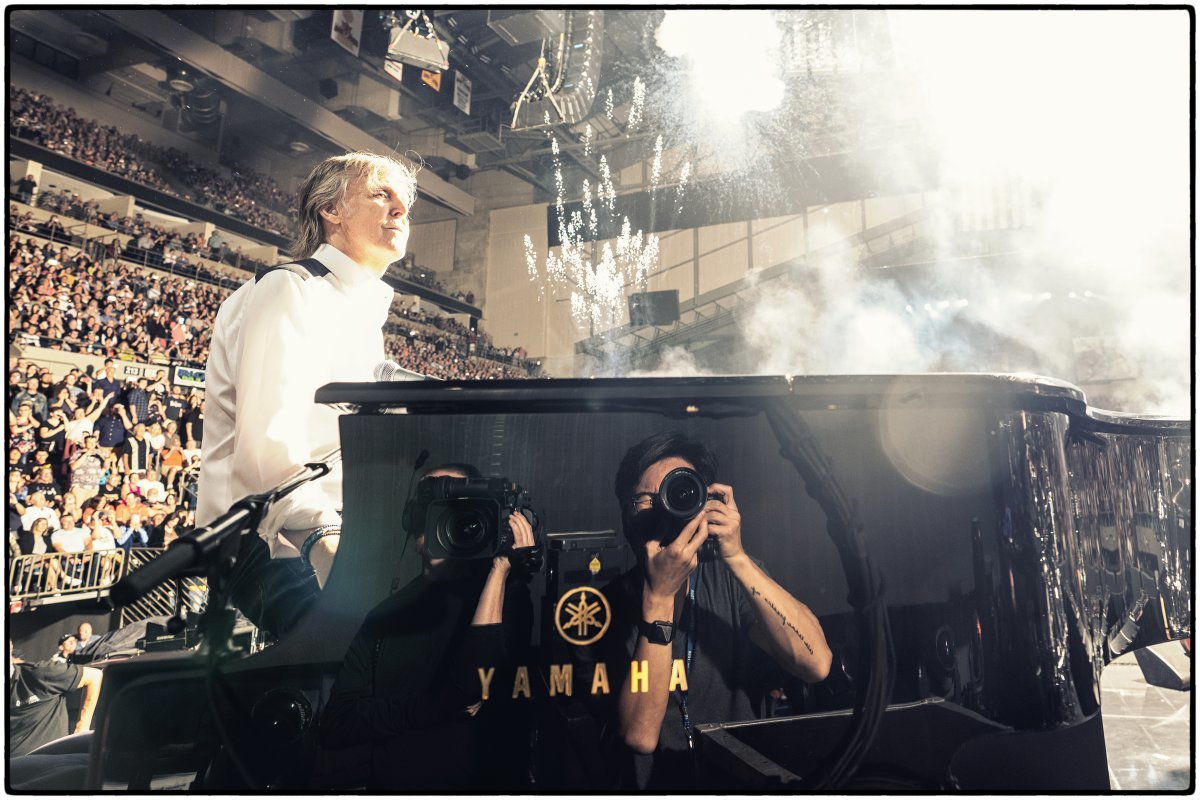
[196,244,393,557]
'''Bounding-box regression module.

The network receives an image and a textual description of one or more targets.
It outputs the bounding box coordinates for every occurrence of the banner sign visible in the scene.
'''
[453,70,472,115]
[172,365,207,389]
[331,10,363,57]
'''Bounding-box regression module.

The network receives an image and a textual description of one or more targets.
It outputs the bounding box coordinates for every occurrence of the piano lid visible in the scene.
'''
[319,372,1099,416]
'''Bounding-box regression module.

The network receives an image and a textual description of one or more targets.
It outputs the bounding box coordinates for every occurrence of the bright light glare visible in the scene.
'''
[656,10,784,117]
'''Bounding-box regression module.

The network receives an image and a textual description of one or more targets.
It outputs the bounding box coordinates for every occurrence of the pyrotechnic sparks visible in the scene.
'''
[581,180,598,237]
[526,116,678,330]
[676,161,691,213]
[628,77,646,130]
[524,234,538,280]
[598,156,616,212]
[649,135,664,191]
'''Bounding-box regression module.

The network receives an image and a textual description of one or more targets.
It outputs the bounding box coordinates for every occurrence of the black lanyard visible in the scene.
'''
[678,570,697,749]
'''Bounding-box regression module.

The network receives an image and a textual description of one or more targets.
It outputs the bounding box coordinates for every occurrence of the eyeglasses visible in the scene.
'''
[629,492,655,511]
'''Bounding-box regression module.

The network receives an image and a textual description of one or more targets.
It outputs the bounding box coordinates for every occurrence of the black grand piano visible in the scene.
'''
[87,374,1191,791]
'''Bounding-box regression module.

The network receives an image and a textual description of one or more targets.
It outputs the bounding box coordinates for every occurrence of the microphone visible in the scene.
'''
[373,360,430,382]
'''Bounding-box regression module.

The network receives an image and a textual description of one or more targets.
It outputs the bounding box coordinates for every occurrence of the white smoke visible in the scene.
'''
[628,346,717,378]
[549,11,1189,417]
[743,262,932,375]
[733,10,1190,414]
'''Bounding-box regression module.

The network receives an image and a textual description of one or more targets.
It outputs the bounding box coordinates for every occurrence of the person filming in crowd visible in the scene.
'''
[198,151,416,638]
[603,432,832,790]
[318,463,535,791]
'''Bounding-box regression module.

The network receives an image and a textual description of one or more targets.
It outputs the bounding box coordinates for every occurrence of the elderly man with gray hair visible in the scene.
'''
[198,151,417,637]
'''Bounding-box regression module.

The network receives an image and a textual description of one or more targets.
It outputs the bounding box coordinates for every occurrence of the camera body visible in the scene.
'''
[403,475,539,560]
[636,467,722,557]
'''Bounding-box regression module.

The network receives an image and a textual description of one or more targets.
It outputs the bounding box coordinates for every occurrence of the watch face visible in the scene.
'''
[641,619,675,644]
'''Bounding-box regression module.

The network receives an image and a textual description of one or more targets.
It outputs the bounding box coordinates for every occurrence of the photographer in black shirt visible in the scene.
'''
[317,464,536,791]
[604,432,832,789]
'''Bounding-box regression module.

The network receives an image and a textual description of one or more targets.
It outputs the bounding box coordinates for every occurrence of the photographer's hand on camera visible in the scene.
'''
[642,512,709,619]
[471,510,535,625]
[703,482,745,561]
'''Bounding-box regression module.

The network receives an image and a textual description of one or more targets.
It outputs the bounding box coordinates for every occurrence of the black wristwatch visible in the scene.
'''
[638,619,676,645]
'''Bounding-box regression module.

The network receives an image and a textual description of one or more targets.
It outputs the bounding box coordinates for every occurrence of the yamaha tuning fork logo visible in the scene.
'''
[554,586,611,646]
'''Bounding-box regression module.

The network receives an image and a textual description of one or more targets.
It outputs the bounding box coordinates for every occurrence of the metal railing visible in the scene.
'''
[8,548,208,622]
[116,547,208,628]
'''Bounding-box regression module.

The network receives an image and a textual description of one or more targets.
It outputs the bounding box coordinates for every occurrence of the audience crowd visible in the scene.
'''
[387,303,538,378]
[10,86,292,235]
[7,355,202,594]
[9,232,222,368]
[10,201,254,287]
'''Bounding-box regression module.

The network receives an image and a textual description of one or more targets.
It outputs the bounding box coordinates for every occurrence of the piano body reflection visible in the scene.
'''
[88,375,1190,790]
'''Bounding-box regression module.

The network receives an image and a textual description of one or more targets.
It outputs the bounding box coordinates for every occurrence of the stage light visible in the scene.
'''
[383,10,450,73]
[655,10,785,118]
[167,66,196,93]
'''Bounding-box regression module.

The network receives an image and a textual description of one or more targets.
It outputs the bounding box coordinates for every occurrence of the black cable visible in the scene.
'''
[397,449,430,566]
[204,648,257,789]
[765,399,894,790]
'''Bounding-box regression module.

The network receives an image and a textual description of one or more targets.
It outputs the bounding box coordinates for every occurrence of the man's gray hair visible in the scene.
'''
[289,152,419,260]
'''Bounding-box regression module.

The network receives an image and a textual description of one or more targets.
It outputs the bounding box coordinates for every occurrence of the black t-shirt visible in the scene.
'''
[26,479,60,506]
[183,409,203,444]
[318,570,532,791]
[20,460,50,480]
[601,557,770,790]
[164,396,187,422]
[9,660,82,756]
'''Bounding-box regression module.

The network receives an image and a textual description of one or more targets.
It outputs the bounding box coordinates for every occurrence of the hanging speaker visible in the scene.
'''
[629,290,679,326]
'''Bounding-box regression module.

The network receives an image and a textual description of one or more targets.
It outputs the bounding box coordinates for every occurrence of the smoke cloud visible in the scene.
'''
[628,10,1190,416]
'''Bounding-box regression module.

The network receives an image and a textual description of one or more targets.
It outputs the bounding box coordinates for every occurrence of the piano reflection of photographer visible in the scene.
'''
[604,432,833,790]
[316,464,537,791]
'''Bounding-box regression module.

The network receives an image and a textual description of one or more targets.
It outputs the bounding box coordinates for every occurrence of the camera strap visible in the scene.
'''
[677,569,698,750]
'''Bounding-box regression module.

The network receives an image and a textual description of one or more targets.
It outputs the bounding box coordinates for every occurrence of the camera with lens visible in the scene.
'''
[403,475,540,560]
[633,467,722,555]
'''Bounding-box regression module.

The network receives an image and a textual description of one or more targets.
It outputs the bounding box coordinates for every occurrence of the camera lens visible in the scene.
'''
[446,510,486,545]
[659,468,707,519]
[436,507,492,557]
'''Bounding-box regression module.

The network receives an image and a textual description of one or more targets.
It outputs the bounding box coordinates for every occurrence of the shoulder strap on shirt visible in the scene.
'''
[254,257,330,283]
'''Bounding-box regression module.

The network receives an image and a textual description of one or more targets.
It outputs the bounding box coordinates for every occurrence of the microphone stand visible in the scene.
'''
[111,448,343,657]
[109,450,341,789]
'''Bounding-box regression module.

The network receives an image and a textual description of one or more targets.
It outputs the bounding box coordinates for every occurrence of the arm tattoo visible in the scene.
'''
[750,586,815,656]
